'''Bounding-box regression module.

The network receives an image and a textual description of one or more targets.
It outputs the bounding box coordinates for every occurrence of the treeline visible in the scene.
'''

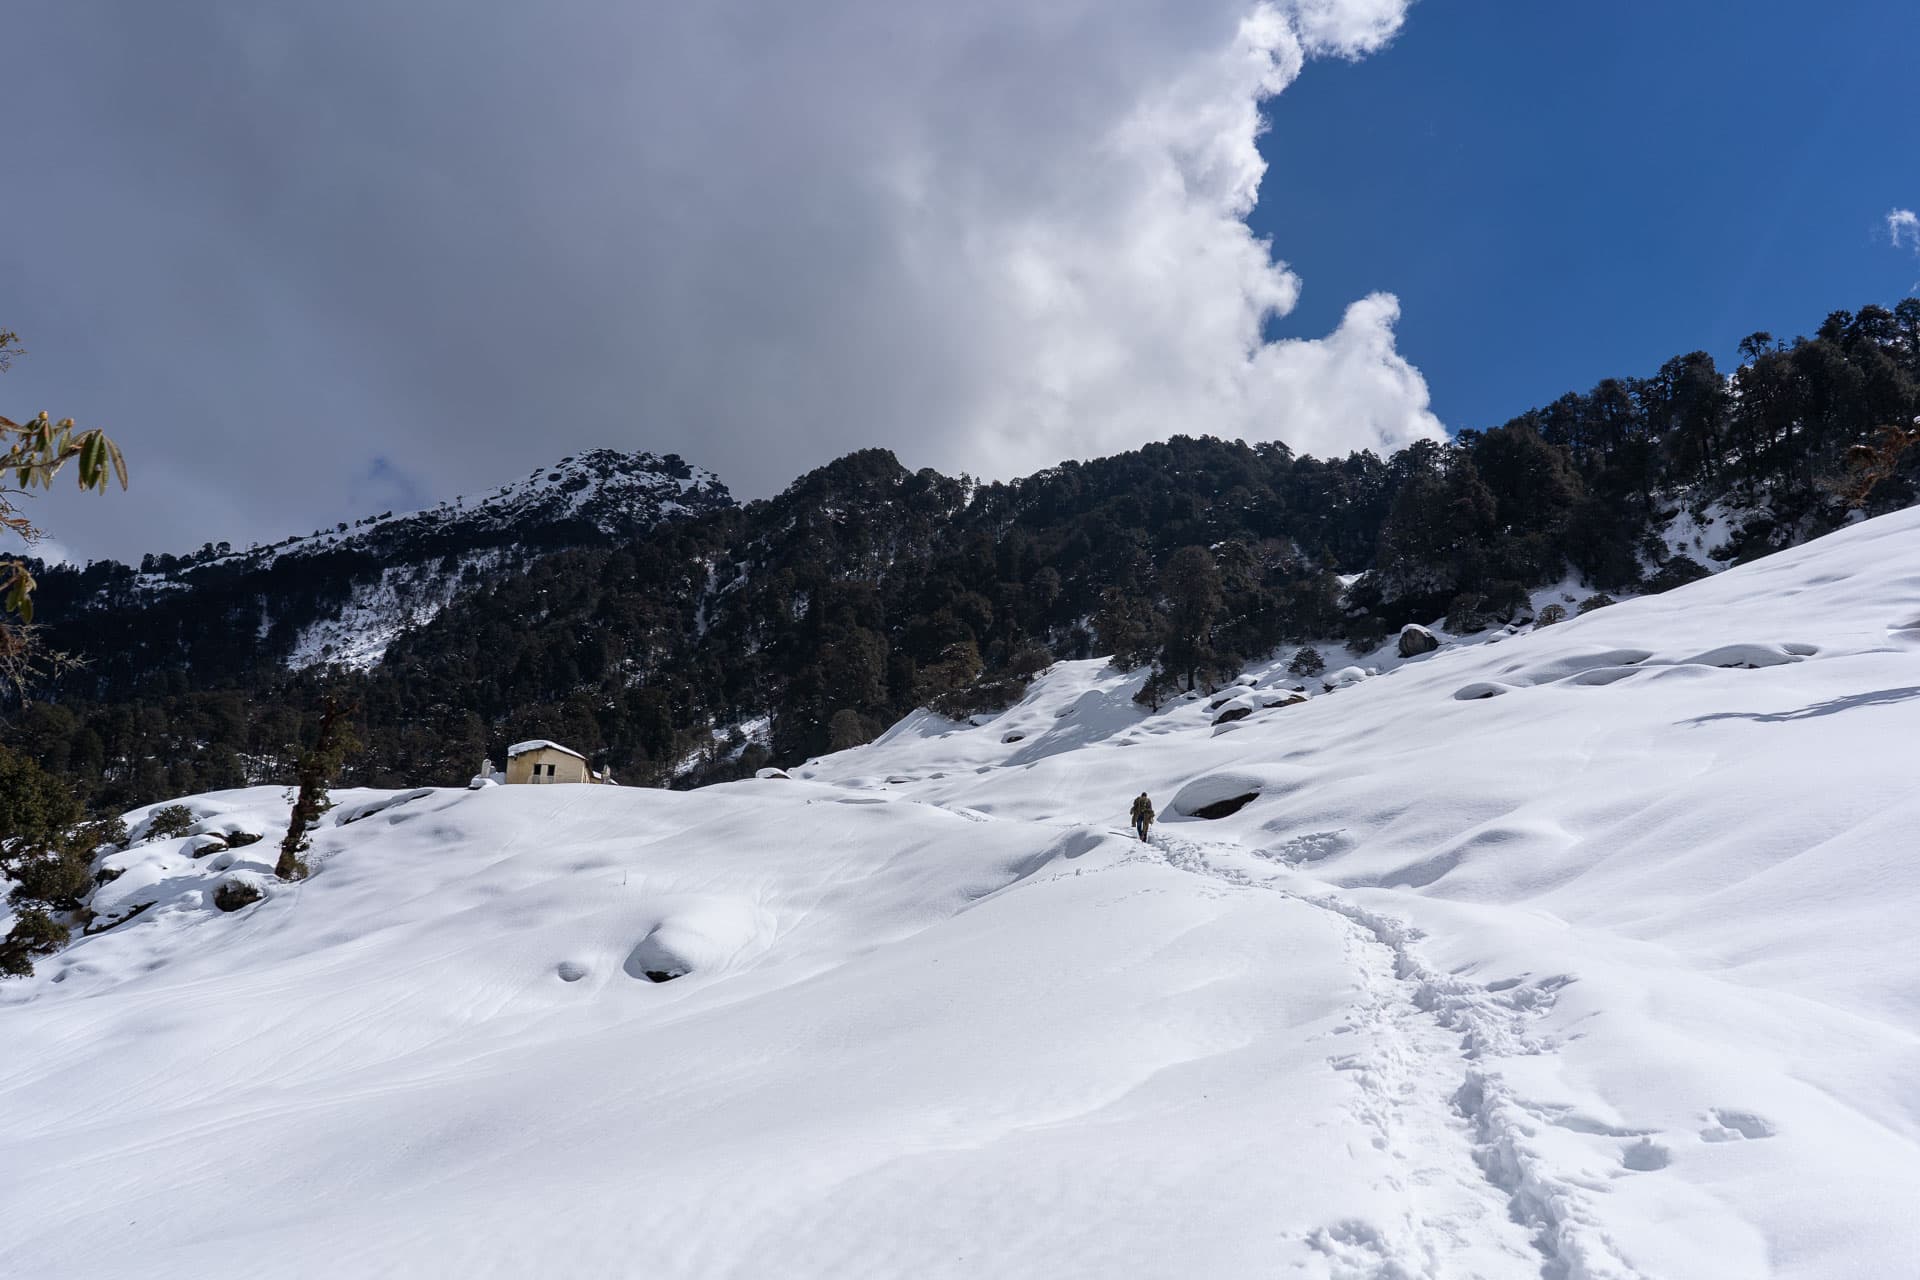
[13,300,1920,810]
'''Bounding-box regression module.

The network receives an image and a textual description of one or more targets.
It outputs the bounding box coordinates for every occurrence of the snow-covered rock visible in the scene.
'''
[1209,694,1257,726]
[1397,623,1439,657]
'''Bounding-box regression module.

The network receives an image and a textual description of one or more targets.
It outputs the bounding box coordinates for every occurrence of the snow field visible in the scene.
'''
[6,506,1920,1276]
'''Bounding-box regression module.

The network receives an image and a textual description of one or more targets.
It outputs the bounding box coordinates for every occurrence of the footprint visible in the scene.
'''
[1486,973,1573,1011]
[1535,1101,1653,1139]
[1700,1109,1776,1142]
[555,961,589,983]
[1621,1138,1672,1171]
[1306,1219,1418,1273]
[1258,829,1351,866]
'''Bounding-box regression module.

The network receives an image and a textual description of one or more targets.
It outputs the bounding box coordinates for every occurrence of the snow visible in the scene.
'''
[284,553,508,670]
[9,509,1920,1277]
[78,450,729,673]
[1656,497,1741,567]
[507,739,587,760]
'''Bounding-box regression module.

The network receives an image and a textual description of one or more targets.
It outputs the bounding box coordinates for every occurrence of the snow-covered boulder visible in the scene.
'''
[1397,624,1439,657]
[1452,680,1516,701]
[1323,665,1368,691]
[212,873,267,913]
[1681,641,1812,669]
[1210,695,1257,726]
[1170,765,1313,819]
[334,788,435,825]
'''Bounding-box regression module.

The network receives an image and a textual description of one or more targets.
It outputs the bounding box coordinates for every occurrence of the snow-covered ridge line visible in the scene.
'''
[149,448,730,579]
[52,448,734,671]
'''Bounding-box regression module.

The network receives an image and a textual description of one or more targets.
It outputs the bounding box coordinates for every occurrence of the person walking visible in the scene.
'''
[1130,792,1156,842]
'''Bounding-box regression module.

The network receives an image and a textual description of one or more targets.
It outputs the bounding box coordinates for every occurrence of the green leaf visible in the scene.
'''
[78,434,105,489]
[5,568,36,623]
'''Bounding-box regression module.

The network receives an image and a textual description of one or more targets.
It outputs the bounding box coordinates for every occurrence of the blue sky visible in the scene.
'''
[1256,1,1920,436]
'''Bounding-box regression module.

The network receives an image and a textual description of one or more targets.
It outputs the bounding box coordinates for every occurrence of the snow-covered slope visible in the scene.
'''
[48,448,732,673]
[258,449,730,669]
[7,509,1920,1278]
[195,448,728,575]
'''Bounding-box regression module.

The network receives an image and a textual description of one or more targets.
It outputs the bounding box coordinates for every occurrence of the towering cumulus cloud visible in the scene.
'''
[13,0,1431,554]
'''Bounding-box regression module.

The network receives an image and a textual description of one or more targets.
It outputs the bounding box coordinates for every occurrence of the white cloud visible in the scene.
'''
[22,536,76,568]
[1891,208,1920,252]
[595,0,1442,482]
[12,0,1435,558]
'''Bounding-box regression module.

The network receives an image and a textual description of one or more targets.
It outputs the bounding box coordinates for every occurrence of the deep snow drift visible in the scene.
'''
[7,509,1920,1278]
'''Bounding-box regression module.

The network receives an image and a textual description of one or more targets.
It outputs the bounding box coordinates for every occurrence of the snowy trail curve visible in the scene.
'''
[1151,831,1645,1280]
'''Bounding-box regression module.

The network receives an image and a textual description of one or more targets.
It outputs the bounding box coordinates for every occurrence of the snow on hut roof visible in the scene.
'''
[507,740,587,760]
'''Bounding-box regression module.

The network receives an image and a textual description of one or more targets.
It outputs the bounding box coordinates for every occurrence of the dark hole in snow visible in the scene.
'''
[1002,733,1024,743]
[1452,682,1510,701]
[1190,792,1258,820]
[625,932,694,982]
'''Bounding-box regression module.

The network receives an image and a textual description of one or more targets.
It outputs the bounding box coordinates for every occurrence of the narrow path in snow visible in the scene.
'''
[1147,830,1648,1280]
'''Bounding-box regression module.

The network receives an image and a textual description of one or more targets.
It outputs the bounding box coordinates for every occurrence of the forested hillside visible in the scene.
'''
[15,299,1920,807]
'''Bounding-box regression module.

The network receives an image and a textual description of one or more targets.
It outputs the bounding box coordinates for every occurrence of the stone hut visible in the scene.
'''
[504,740,610,785]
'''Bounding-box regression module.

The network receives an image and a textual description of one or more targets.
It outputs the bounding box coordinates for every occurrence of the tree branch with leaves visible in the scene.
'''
[0,330,129,692]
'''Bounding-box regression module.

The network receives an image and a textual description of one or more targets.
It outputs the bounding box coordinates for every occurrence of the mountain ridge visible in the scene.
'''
[14,298,1920,807]
[37,448,733,678]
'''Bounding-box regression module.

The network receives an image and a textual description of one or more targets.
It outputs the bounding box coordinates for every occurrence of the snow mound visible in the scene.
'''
[620,898,772,982]
[1680,641,1810,669]
[1171,765,1313,818]
[1453,681,1515,700]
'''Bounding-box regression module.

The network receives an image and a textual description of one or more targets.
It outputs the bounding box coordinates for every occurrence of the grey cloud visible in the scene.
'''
[9,0,1431,562]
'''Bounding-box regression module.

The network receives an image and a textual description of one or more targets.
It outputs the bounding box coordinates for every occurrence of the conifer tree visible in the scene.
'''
[0,906,67,977]
[1159,546,1222,692]
[277,695,361,881]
